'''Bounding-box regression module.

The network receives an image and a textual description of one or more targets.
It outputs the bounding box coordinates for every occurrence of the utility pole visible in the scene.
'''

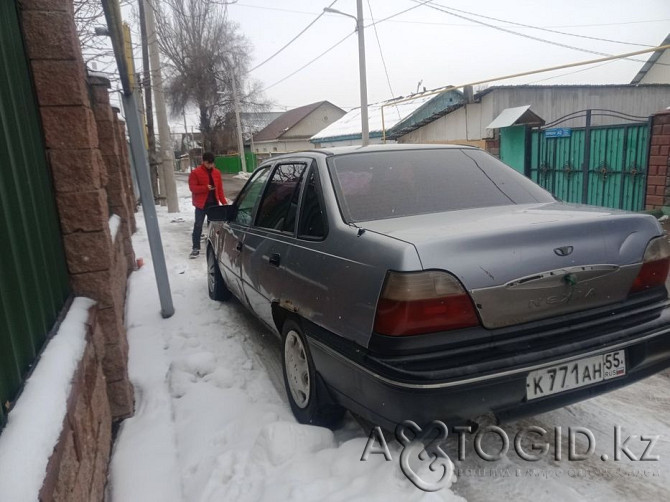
[102,0,174,318]
[143,0,179,212]
[182,110,189,155]
[356,0,369,146]
[324,1,369,146]
[231,73,247,173]
[138,0,160,202]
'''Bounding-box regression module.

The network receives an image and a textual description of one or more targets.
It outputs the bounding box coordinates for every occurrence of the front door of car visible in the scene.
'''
[220,166,271,305]
[241,160,310,329]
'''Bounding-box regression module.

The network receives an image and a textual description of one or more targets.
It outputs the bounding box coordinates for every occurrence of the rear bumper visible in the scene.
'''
[306,301,670,430]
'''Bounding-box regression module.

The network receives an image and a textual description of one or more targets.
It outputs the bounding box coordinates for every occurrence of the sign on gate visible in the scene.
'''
[545,128,572,138]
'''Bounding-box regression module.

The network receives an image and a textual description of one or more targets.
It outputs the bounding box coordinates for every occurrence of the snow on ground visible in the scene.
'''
[109,176,670,502]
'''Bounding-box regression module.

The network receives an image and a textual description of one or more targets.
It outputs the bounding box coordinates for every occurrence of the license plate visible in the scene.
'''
[526,350,626,400]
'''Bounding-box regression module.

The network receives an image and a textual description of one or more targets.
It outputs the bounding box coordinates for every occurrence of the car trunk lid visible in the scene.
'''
[362,203,663,329]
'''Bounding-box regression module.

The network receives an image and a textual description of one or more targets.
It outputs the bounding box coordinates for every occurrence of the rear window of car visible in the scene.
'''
[328,148,554,222]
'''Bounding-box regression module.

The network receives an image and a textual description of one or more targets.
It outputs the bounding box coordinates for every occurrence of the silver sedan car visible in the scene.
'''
[206,144,670,429]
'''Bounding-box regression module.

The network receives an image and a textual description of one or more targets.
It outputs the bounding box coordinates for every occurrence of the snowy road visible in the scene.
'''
[108,176,670,502]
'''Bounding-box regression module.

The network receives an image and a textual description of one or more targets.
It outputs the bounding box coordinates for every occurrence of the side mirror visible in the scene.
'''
[207,205,236,222]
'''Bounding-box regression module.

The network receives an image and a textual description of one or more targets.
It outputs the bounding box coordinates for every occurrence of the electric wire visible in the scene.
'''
[411,0,666,66]
[429,3,655,47]
[366,0,399,120]
[246,0,340,74]
[527,59,618,83]
[232,1,668,29]
[261,32,353,92]
[260,1,431,93]
[384,17,670,29]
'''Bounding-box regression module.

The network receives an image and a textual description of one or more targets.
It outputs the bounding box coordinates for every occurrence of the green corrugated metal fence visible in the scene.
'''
[214,153,257,173]
[529,123,649,211]
[500,110,651,212]
[0,2,70,427]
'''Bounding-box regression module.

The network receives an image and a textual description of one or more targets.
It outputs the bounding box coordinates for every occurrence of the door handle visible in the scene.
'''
[236,241,243,251]
[269,253,281,267]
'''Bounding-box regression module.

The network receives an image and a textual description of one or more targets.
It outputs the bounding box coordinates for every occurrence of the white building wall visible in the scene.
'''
[253,139,315,156]
[398,106,486,143]
[312,136,387,148]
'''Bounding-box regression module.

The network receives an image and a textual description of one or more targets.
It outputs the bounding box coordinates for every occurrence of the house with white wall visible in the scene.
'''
[310,89,465,148]
[392,84,670,150]
[252,101,345,159]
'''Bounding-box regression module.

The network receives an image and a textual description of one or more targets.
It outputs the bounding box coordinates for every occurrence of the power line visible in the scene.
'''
[261,32,353,92]
[431,4,655,48]
[528,60,618,84]
[383,17,670,29]
[246,0,340,74]
[260,1,430,94]
[233,1,669,29]
[366,0,399,119]
[412,0,666,66]
[233,3,319,16]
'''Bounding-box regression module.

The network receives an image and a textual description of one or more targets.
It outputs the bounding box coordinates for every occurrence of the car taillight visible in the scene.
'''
[629,237,670,294]
[373,271,480,336]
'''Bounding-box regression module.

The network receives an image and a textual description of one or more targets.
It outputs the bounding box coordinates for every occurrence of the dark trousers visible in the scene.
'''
[192,206,208,250]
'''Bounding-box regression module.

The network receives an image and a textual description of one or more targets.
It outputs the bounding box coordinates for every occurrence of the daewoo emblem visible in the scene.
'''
[554,245,574,257]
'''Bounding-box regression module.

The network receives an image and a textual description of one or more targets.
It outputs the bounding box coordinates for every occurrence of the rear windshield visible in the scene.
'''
[328,148,554,222]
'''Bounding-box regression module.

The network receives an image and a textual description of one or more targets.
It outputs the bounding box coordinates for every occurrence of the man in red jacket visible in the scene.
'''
[188,152,226,258]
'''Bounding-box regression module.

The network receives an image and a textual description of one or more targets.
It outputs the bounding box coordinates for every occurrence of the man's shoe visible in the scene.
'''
[189,249,200,259]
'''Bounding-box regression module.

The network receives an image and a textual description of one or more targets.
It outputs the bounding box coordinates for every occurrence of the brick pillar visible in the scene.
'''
[85,77,134,417]
[646,111,670,210]
[19,0,133,420]
[116,119,138,234]
[89,77,136,274]
[115,118,138,263]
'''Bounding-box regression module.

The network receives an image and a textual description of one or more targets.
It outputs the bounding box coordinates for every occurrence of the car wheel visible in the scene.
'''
[281,319,344,427]
[207,247,232,301]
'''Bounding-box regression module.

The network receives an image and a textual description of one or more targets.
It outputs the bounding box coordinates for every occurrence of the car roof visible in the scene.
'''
[265,143,478,162]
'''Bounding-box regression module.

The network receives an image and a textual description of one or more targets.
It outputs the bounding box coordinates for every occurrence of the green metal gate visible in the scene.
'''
[0,2,70,427]
[214,152,258,173]
[528,110,650,211]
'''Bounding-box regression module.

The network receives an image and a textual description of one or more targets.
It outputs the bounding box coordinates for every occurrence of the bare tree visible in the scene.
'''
[153,0,269,153]
[73,0,113,68]
[73,0,139,81]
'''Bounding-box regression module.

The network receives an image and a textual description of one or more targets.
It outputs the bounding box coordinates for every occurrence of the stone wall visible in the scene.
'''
[646,110,670,210]
[18,0,138,499]
[39,308,111,502]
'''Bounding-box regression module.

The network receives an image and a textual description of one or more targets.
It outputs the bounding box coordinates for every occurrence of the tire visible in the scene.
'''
[207,247,232,301]
[281,319,345,428]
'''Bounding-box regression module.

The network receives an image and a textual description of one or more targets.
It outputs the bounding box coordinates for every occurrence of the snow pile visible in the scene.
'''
[109,214,122,242]
[234,171,253,181]
[106,264,183,502]
[0,297,95,502]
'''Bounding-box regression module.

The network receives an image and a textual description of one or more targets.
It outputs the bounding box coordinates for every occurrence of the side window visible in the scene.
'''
[298,168,327,240]
[256,163,307,233]
[234,167,271,226]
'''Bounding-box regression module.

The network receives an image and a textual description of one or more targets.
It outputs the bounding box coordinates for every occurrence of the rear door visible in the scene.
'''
[241,160,310,328]
[220,166,271,304]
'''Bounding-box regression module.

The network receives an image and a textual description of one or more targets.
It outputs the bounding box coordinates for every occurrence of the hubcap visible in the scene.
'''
[284,330,310,408]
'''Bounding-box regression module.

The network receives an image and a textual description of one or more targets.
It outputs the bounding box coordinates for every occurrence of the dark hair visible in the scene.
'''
[202,152,215,163]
